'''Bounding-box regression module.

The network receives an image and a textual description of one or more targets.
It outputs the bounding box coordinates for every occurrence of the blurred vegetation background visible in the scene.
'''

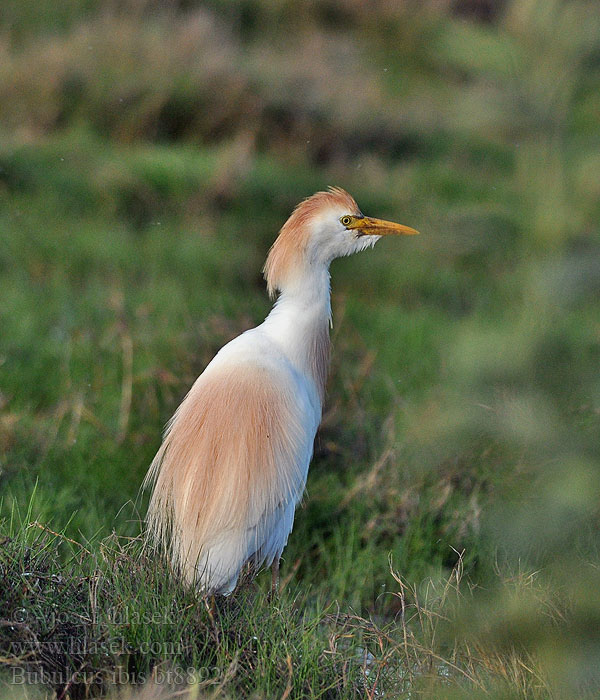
[1,0,599,697]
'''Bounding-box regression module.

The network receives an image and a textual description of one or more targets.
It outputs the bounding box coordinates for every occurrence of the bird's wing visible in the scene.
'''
[144,331,319,592]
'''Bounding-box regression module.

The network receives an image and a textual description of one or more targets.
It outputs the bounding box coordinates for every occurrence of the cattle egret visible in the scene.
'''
[144,187,418,595]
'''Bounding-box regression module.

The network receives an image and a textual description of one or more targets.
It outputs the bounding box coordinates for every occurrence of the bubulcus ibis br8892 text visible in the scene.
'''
[144,187,418,594]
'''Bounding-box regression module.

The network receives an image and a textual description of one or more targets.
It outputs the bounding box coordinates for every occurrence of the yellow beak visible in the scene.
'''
[351,216,420,237]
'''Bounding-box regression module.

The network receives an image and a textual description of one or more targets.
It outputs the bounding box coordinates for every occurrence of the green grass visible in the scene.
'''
[1,0,600,697]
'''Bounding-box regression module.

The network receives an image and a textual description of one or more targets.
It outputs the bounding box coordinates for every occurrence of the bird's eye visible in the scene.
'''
[341,216,352,227]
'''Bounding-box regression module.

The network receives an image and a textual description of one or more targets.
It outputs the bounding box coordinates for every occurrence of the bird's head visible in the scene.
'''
[264,187,419,297]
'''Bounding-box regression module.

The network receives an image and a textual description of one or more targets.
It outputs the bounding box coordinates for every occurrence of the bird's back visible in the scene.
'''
[144,329,319,593]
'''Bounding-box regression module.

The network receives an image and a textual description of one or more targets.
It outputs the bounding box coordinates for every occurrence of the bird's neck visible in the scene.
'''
[262,268,332,405]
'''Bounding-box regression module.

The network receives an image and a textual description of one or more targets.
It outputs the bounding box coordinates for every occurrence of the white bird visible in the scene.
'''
[143,187,418,594]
